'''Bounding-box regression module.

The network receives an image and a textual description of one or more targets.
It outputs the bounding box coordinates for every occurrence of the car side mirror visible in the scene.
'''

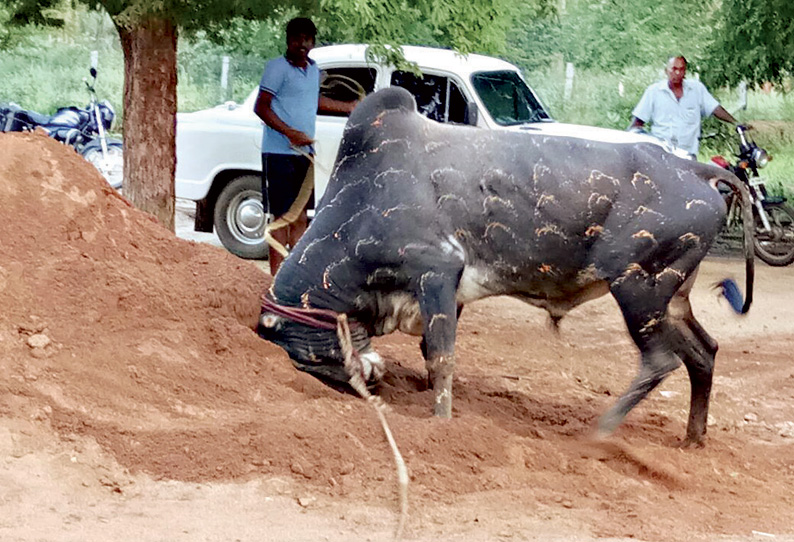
[464,101,479,126]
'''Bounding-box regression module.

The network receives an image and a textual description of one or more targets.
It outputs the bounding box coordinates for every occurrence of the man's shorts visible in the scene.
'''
[262,153,312,218]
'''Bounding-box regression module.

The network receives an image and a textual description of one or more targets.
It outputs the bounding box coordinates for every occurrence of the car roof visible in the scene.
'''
[309,44,520,77]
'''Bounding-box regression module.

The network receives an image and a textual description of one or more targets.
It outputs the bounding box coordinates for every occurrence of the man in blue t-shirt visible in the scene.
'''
[254,17,356,275]
[629,56,738,158]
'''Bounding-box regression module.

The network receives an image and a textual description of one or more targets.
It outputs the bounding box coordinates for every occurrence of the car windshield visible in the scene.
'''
[471,70,551,126]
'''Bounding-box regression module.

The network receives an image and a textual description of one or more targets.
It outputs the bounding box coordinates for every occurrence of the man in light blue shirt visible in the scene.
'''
[254,17,355,275]
[630,56,738,158]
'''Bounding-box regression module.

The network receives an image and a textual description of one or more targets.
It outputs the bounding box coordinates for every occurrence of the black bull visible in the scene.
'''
[259,87,754,445]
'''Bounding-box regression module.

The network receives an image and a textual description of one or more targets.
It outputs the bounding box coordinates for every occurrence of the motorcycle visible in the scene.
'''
[0,67,123,189]
[710,125,794,266]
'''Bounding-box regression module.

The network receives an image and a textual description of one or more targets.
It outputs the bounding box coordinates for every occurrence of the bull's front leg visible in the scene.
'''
[417,270,460,418]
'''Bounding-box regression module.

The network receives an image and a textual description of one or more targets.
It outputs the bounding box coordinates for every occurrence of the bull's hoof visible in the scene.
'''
[676,436,706,449]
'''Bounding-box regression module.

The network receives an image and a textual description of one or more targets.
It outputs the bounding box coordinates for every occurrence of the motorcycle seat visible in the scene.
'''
[12,109,51,129]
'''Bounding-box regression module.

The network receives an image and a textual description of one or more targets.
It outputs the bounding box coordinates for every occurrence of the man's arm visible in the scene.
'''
[318,95,358,115]
[254,90,314,148]
[628,116,646,130]
[712,104,738,125]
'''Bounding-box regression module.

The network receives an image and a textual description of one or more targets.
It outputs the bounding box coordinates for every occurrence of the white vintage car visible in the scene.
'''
[176,44,675,259]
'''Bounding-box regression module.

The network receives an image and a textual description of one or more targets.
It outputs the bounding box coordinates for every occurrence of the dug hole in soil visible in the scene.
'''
[1,131,794,542]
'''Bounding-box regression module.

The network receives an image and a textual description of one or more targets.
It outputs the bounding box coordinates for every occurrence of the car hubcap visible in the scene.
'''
[228,190,267,245]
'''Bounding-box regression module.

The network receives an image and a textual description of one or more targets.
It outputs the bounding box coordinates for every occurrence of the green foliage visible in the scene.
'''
[0,8,123,115]
[705,0,794,87]
[317,0,519,56]
[506,0,718,72]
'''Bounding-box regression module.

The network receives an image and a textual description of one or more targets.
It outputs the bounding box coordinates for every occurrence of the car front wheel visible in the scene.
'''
[213,174,270,260]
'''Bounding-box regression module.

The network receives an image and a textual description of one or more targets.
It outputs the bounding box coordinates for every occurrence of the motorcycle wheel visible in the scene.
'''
[213,174,270,260]
[81,141,123,189]
[753,203,794,266]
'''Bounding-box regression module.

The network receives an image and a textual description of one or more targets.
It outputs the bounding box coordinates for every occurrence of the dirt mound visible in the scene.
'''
[2,131,794,541]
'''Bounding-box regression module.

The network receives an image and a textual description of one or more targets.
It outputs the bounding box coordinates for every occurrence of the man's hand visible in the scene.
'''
[285,128,314,148]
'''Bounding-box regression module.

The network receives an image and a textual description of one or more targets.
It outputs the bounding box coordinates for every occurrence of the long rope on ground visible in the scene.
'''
[337,314,409,542]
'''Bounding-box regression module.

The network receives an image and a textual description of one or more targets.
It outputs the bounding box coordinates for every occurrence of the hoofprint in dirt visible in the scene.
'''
[1,131,794,542]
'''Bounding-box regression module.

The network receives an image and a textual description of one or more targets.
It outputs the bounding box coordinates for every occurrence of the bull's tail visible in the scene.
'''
[713,175,755,314]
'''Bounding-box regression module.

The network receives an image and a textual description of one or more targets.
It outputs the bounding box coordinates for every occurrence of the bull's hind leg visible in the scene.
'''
[598,267,684,437]
[597,322,682,437]
[667,281,718,445]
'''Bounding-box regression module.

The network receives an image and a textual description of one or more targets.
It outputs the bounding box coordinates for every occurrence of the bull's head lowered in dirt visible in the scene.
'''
[258,87,754,446]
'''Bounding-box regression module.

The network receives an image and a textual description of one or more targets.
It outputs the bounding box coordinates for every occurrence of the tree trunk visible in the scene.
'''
[117,17,177,231]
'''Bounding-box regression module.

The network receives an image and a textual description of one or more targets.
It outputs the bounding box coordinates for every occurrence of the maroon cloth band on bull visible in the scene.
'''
[261,294,361,331]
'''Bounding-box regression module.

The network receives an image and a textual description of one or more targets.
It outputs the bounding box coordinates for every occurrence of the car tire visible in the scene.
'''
[214,174,270,260]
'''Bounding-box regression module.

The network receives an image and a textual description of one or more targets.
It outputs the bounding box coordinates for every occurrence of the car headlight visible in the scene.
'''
[752,147,769,168]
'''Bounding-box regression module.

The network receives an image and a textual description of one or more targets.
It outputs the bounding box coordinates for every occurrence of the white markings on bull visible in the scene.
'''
[679,232,701,246]
[438,193,470,211]
[632,230,656,242]
[656,267,686,282]
[322,257,351,290]
[424,140,449,153]
[535,223,566,239]
[585,224,604,237]
[483,195,515,213]
[631,172,654,189]
[686,199,708,210]
[299,234,337,265]
[634,205,664,218]
[639,317,661,335]
[369,138,410,154]
[536,193,556,209]
[588,193,612,209]
[382,203,417,217]
[428,313,448,331]
[612,262,648,287]
[354,236,379,257]
[587,170,620,187]
[533,163,551,186]
[419,271,444,297]
[484,221,515,239]
[333,150,366,171]
[333,206,378,235]
[372,167,410,188]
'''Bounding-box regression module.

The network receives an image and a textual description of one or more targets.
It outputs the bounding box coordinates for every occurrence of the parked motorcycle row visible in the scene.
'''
[0,67,123,189]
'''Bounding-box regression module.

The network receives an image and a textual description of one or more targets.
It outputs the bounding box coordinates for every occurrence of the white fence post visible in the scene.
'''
[564,62,575,102]
[221,56,231,102]
[738,81,748,110]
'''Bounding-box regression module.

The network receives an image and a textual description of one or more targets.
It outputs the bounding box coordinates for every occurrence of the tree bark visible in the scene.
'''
[117,17,177,231]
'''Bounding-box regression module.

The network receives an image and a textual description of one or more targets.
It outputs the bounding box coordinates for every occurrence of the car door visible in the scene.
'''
[313,66,379,206]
